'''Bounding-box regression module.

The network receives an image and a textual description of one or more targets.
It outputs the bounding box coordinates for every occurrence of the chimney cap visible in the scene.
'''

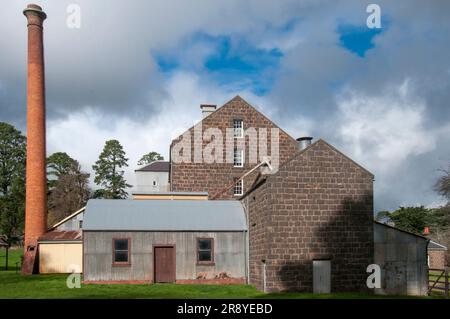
[296,136,313,142]
[23,4,47,20]
[200,104,217,109]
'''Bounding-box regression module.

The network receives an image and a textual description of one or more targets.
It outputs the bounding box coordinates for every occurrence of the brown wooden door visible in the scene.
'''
[154,246,175,283]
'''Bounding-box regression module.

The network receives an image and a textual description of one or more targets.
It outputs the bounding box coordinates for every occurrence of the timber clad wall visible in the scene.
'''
[243,140,374,292]
[170,96,299,199]
[83,231,246,282]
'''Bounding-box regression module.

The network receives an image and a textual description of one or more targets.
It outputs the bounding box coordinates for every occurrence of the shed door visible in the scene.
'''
[154,246,175,283]
[313,260,331,293]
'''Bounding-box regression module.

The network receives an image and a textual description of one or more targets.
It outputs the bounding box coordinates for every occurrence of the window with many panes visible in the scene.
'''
[113,238,130,265]
[234,179,243,196]
[234,148,244,167]
[197,238,214,264]
[233,119,243,138]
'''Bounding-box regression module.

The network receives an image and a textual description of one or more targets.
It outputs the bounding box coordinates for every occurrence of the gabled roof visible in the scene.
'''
[135,161,169,172]
[170,95,297,146]
[374,220,429,240]
[38,230,82,242]
[428,240,447,250]
[241,139,374,199]
[83,199,247,231]
[49,206,85,231]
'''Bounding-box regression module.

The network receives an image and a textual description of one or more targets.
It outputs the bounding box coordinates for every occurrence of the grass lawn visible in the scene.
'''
[0,248,443,299]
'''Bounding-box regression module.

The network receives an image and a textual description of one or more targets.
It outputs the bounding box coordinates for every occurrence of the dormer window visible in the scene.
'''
[233,119,243,138]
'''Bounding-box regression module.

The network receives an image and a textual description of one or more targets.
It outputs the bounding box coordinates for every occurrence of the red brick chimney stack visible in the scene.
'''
[23,4,47,255]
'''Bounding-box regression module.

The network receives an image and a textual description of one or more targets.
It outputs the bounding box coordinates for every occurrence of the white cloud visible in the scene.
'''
[336,80,436,173]
[47,70,262,194]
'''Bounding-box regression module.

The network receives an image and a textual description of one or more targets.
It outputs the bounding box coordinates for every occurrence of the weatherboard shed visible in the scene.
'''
[82,199,248,284]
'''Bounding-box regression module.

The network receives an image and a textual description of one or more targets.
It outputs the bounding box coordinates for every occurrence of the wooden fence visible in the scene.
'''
[428,267,449,297]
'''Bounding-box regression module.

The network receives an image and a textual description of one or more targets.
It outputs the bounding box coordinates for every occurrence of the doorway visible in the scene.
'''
[153,245,176,283]
[313,259,331,293]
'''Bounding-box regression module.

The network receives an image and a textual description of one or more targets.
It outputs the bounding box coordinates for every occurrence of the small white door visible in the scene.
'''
[313,260,331,293]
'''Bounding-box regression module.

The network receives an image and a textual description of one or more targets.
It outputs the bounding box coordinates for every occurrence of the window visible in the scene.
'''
[78,220,83,229]
[234,179,243,196]
[113,238,130,265]
[152,180,157,186]
[197,238,214,264]
[234,148,244,167]
[233,119,243,138]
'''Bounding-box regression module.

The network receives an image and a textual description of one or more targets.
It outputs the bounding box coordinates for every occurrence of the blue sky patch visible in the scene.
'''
[155,33,284,95]
[337,24,384,57]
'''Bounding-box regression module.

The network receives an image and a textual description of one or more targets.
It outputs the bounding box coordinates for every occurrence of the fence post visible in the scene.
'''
[445,267,449,298]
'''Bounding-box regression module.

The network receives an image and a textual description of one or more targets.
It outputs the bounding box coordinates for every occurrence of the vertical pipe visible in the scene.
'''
[23,4,47,252]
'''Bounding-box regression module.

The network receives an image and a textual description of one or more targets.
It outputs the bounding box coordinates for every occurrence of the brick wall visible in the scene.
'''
[243,140,374,292]
[170,96,299,199]
[428,250,446,269]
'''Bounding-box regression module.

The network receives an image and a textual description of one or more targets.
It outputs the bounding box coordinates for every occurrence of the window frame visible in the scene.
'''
[112,238,131,266]
[234,178,244,196]
[233,148,244,167]
[196,237,215,265]
[233,119,244,138]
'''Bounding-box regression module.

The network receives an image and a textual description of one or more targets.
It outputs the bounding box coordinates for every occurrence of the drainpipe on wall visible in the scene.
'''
[262,260,266,293]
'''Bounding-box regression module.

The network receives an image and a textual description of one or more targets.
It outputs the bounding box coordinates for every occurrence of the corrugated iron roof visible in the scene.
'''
[83,199,247,231]
[135,161,169,172]
[428,240,447,250]
[38,231,82,242]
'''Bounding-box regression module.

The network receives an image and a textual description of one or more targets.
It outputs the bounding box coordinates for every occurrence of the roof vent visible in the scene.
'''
[296,137,313,150]
[200,104,216,118]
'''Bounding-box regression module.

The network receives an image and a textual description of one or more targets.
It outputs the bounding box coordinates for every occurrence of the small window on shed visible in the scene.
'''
[197,238,214,264]
[113,238,130,265]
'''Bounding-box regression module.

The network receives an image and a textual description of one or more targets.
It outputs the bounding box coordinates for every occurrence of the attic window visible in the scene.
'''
[233,148,244,167]
[233,119,243,138]
[234,179,243,196]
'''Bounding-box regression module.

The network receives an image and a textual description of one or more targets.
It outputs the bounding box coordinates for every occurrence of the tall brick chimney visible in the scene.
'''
[22,4,47,274]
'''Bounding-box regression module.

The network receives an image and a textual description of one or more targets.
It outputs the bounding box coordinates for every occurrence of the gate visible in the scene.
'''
[428,267,449,297]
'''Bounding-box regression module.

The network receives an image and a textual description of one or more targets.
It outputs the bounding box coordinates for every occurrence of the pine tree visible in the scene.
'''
[92,139,131,199]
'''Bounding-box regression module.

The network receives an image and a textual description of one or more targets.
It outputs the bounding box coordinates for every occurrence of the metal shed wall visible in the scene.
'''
[374,222,428,296]
[83,231,247,282]
[39,242,82,273]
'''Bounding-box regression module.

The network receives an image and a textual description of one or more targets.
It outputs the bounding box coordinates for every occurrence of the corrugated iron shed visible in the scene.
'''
[83,199,247,231]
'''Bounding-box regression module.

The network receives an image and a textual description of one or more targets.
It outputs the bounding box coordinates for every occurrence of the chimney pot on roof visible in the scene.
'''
[200,104,216,118]
[296,137,313,150]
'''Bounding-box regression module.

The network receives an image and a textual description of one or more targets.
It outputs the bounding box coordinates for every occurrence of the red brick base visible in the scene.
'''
[176,278,246,285]
[83,280,150,284]
[83,278,246,285]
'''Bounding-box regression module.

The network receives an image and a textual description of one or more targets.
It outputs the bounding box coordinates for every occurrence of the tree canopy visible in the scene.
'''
[48,160,91,225]
[47,152,78,189]
[0,122,26,269]
[92,139,131,199]
[137,151,164,166]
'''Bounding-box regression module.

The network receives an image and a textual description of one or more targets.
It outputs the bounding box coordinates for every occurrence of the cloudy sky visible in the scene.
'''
[1,0,449,212]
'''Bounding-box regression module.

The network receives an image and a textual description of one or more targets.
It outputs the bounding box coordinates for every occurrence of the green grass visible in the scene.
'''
[0,248,442,299]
